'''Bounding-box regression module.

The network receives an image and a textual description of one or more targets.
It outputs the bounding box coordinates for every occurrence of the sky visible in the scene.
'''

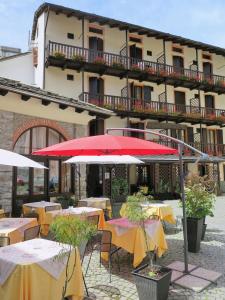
[0,0,225,51]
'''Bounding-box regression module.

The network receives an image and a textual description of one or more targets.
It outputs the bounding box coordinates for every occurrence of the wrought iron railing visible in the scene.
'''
[79,92,225,123]
[48,41,225,89]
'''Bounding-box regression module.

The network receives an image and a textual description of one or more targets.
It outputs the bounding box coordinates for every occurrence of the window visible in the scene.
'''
[67,74,74,81]
[147,50,152,56]
[129,36,142,44]
[172,45,184,54]
[202,53,212,60]
[67,33,74,39]
[13,126,73,198]
[89,26,103,35]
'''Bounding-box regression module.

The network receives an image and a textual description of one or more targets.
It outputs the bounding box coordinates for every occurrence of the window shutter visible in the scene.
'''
[216,129,223,145]
[187,127,194,143]
[143,86,152,102]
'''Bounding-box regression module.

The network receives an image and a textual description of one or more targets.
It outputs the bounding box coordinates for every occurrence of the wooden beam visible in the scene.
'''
[0,89,8,96]
[75,107,84,113]
[88,111,96,116]
[21,94,30,101]
[59,104,68,110]
[41,99,50,106]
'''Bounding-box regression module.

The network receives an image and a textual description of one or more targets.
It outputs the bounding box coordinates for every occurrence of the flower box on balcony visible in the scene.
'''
[111,61,126,70]
[53,52,66,59]
[215,80,225,88]
[159,69,168,77]
[130,64,142,72]
[93,56,107,66]
[89,98,100,106]
[201,78,214,86]
[184,112,202,119]
[144,67,156,75]
[71,54,85,63]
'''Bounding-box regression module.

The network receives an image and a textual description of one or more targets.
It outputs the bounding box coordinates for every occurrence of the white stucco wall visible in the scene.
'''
[0,53,34,85]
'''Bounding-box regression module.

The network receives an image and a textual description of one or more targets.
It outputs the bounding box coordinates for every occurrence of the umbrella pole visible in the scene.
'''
[178,144,189,273]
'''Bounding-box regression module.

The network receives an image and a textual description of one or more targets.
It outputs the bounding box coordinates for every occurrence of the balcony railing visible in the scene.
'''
[79,92,225,125]
[47,41,225,92]
[150,139,225,157]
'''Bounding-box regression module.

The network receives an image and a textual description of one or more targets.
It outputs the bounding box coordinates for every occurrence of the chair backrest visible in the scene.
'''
[100,230,112,253]
[23,212,39,221]
[24,225,40,241]
[0,213,5,219]
[79,240,88,261]
[45,205,61,212]
[87,214,99,228]
[0,236,10,247]
[111,202,123,219]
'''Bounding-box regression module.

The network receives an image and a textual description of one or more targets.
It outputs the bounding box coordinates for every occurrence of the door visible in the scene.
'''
[175,91,186,112]
[203,62,213,79]
[173,56,184,73]
[89,36,103,62]
[87,165,103,197]
[216,129,223,155]
[143,86,152,103]
[205,95,214,116]
[130,122,145,139]
[129,44,142,65]
[89,77,104,105]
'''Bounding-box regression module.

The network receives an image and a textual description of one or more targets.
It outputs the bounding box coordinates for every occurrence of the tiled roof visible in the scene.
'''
[0,77,114,117]
[32,2,225,56]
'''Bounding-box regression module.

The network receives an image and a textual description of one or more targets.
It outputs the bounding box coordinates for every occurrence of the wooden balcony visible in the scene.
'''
[47,41,225,94]
[79,92,225,126]
[150,139,225,157]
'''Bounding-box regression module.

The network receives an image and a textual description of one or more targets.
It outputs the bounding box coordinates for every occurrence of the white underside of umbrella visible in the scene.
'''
[64,155,144,165]
[0,149,46,168]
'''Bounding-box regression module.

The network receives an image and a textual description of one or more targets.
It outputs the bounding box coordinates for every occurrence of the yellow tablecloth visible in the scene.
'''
[120,203,176,224]
[45,207,106,230]
[0,209,4,216]
[0,240,83,300]
[0,218,38,244]
[79,197,112,217]
[103,219,167,267]
[23,202,62,225]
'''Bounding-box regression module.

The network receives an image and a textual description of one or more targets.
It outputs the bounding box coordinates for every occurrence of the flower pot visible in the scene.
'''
[186,217,204,253]
[201,223,207,240]
[132,264,172,300]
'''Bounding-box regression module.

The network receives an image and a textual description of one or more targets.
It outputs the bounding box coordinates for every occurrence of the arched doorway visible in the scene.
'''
[12,126,74,216]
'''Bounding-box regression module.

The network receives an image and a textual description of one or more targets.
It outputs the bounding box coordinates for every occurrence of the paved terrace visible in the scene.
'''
[83,196,225,300]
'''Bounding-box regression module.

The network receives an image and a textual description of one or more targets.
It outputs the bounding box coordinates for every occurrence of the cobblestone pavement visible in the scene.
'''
[83,197,225,300]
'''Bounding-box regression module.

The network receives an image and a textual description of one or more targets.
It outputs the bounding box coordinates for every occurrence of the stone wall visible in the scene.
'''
[0,110,88,212]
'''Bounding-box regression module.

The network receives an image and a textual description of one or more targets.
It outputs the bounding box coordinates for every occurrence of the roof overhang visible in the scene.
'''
[32,2,225,57]
[136,155,225,164]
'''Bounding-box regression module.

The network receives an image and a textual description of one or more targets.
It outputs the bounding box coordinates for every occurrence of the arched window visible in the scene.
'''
[13,126,73,215]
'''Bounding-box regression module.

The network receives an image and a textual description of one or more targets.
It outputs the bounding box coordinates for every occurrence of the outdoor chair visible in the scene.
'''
[23,212,39,221]
[24,225,40,241]
[0,236,10,247]
[45,205,61,212]
[111,202,123,218]
[85,230,120,282]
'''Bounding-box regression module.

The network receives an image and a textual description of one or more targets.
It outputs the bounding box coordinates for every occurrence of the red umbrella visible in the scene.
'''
[33,134,177,156]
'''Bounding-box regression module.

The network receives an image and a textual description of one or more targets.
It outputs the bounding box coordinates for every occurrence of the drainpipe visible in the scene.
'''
[125,29,130,133]
[82,18,85,101]
[43,6,50,89]
[196,48,203,151]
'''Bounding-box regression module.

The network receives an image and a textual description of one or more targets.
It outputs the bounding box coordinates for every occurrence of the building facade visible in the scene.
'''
[0,3,225,212]
[0,46,21,58]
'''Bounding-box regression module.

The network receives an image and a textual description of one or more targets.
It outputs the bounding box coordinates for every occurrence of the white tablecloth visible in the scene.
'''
[23,201,60,209]
[0,239,70,285]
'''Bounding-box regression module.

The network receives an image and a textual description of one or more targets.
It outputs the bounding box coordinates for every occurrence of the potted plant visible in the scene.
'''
[71,54,85,63]
[50,216,96,300]
[126,194,171,300]
[185,173,215,241]
[54,52,66,59]
[111,61,126,70]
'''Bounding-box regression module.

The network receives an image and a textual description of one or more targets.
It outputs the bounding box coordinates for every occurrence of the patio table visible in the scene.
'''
[120,202,176,224]
[45,206,105,229]
[103,218,168,267]
[0,238,83,300]
[0,218,38,244]
[23,201,62,225]
[79,197,111,212]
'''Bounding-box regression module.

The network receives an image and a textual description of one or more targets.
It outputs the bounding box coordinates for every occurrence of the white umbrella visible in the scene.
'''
[0,149,46,169]
[65,155,144,165]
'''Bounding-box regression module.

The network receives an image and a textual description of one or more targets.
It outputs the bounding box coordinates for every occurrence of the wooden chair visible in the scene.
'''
[0,236,10,247]
[87,214,99,228]
[40,224,56,241]
[24,225,40,241]
[23,212,39,221]
[45,205,61,212]
[4,212,11,218]
[0,213,5,219]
